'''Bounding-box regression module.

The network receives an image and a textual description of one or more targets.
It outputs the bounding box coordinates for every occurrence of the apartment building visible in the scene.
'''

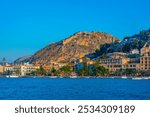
[75,57,94,70]
[100,52,141,72]
[13,63,39,76]
[122,63,140,71]
[140,42,150,71]
[4,63,13,72]
[100,52,130,71]
[0,65,3,73]
[0,63,14,74]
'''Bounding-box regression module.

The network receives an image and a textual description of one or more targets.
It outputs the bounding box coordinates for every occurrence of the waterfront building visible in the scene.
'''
[140,42,150,71]
[100,58,129,71]
[122,63,140,71]
[75,57,94,70]
[140,56,150,71]
[100,52,130,72]
[100,52,140,72]
[0,63,14,74]
[4,63,13,72]
[140,42,150,56]
[124,55,140,71]
[0,65,3,74]
[13,63,39,76]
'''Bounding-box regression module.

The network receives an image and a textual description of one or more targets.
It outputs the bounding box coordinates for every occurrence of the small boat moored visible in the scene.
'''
[6,75,19,78]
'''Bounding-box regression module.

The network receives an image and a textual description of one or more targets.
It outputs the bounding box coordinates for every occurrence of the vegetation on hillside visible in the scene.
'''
[94,29,150,58]
[31,61,110,77]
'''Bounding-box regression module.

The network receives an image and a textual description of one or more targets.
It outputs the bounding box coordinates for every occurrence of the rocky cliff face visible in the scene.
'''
[27,32,120,64]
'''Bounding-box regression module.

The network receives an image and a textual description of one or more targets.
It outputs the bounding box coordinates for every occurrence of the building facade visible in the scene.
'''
[100,52,132,72]
[99,52,141,72]
[0,65,3,74]
[13,63,39,76]
[4,64,13,73]
[140,42,150,71]
[75,57,94,70]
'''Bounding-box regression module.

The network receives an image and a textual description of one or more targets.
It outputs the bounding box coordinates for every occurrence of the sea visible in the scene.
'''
[0,78,150,100]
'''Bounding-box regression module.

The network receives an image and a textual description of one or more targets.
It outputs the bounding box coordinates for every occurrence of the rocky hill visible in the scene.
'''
[16,32,119,64]
[14,55,32,64]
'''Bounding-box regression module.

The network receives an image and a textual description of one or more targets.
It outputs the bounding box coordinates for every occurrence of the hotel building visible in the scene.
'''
[140,42,150,71]
[0,65,3,74]
[100,52,140,72]
[13,63,39,76]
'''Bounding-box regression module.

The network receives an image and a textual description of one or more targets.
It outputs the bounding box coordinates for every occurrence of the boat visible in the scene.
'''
[142,77,150,80]
[6,75,19,78]
[132,77,150,80]
[69,75,78,78]
[47,76,58,78]
[121,76,128,79]
[132,77,142,80]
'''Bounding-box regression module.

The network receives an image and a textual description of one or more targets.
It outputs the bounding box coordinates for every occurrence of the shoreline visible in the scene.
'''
[0,75,150,80]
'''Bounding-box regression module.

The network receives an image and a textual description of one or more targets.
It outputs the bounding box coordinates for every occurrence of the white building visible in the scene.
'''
[4,63,13,72]
[13,63,39,76]
[131,49,140,54]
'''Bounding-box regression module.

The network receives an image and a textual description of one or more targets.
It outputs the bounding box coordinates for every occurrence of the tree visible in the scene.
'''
[76,62,94,76]
[122,69,137,76]
[102,53,107,59]
[93,60,109,76]
[59,65,72,77]
[50,67,57,76]
[15,69,21,76]
[94,66,109,76]
[35,66,47,76]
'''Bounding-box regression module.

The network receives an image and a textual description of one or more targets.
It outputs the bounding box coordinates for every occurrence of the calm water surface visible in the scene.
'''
[0,78,150,100]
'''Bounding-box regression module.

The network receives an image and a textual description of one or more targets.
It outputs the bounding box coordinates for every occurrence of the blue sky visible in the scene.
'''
[0,0,150,62]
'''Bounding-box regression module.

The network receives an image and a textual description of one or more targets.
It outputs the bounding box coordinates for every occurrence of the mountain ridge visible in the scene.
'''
[15,31,120,64]
[15,29,150,65]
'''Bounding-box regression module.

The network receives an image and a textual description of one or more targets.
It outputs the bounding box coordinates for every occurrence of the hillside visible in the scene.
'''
[14,56,32,64]
[19,32,119,64]
[94,29,150,57]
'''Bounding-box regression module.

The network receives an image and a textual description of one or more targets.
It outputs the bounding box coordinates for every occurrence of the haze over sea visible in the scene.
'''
[0,78,150,100]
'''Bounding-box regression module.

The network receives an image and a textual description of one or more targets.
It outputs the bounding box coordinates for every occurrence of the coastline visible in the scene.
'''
[1,75,150,80]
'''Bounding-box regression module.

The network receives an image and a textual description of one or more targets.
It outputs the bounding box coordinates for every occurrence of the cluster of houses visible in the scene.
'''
[1,42,150,77]
[0,62,39,76]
